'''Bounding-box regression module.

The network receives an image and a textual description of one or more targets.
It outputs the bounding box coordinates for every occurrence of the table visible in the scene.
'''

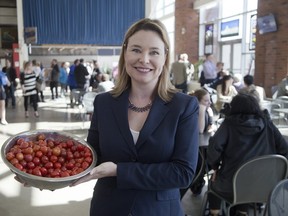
[268,108,288,127]
[273,108,288,114]
[199,132,213,148]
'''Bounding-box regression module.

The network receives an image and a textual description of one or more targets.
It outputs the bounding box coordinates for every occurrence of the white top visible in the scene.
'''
[97,81,115,93]
[130,128,140,144]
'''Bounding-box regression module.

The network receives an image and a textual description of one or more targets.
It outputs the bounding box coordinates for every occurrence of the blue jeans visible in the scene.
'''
[5,83,16,107]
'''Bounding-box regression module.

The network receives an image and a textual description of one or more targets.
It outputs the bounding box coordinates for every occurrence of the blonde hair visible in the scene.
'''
[110,18,177,102]
[23,61,31,70]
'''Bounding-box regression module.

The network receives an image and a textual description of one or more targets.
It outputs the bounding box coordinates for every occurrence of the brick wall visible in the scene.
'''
[174,0,199,64]
[254,0,288,97]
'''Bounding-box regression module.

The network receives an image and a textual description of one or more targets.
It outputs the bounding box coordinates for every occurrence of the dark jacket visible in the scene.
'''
[50,64,60,82]
[207,114,288,193]
[87,90,199,216]
[74,63,89,87]
[67,64,77,88]
[6,67,17,86]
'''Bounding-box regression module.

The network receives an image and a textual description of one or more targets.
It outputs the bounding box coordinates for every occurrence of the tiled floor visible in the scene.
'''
[0,89,203,216]
[1,89,287,216]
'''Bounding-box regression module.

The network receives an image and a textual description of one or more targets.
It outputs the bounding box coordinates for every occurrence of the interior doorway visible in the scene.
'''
[220,40,242,75]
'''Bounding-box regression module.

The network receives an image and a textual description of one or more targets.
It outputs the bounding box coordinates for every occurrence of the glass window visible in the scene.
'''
[222,44,231,70]
[247,0,258,11]
[161,17,175,61]
[221,0,244,18]
[155,0,175,18]
[156,0,164,12]
[233,43,242,73]
[165,4,174,15]
[153,0,175,61]
[164,0,174,6]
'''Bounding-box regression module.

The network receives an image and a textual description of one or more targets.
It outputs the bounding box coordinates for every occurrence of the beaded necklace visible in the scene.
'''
[128,100,152,112]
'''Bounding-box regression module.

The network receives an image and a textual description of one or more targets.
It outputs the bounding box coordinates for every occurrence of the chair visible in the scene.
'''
[82,91,97,124]
[192,150,206,185]
[255,86,267,102]
[73,89,86,106]
[271,85,278,99]
[201,154,288,216]
[261,100,284,125]
[180,150,206,198]
[268,179,288,216]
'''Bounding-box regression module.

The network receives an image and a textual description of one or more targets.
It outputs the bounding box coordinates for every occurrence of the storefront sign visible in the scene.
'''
[204,24,213,55]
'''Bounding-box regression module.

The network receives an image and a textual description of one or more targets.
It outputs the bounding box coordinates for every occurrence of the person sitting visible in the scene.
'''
[190,89,214,134]
[276,74,288,98]
[206,93,288,216]
[215,75,238,115]
[95,73,115,93]
[180,89,215,198]
[232,73,245,92]
[239,74,260,102]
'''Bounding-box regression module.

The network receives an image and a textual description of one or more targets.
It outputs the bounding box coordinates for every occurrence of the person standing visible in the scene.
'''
[90,60,102,89]
[49,59,60,100]
[72,18,199,216]
[38,63,47,102]
[32,59,45,102]
[181,53,194,83]
[59,62,68,97]
[67,59,79,107]
[208,62,227,89]
[20,61,39,118]
[4,59,16,108]
[203,54,217,85]
[0,65,10,125]
[74,58,89,92]
[170,54,188,93]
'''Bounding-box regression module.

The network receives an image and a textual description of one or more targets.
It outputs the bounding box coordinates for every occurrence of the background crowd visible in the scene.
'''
[1,33,288,215]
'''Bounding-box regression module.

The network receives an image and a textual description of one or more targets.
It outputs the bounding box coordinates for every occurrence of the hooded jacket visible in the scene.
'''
[207,114,288,193]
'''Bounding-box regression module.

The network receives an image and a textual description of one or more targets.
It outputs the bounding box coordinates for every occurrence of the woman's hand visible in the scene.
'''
[71,162,117,186]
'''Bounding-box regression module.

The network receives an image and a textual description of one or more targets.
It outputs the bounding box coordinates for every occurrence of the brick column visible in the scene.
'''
[254,0,288,97]
[174,0,199,64]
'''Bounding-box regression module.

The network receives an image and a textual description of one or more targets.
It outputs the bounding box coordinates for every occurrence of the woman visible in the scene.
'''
[50,59,60,100]
[207,93,288,215]
[191,89,214,133]
[72,18,199,216]
[20,61,39,118]
[215,75,238,114]
[59,62,68,97]
[32,60,45,102]
[179,89,214,197]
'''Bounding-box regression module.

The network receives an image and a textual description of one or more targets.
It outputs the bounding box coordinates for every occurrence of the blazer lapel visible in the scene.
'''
[136,96,170,149]
[111,90,137,155]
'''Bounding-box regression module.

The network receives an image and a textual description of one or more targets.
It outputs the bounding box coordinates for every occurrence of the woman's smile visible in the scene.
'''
[134,66,153,73]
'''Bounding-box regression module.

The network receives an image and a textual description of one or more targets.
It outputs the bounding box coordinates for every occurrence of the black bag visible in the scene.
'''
[36,79,43,91]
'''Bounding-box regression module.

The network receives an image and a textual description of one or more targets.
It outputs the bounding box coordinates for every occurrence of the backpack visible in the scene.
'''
[0,71,8,86]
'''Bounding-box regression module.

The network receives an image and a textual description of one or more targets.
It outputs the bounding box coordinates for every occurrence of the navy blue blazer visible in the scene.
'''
[87,89,199,216]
